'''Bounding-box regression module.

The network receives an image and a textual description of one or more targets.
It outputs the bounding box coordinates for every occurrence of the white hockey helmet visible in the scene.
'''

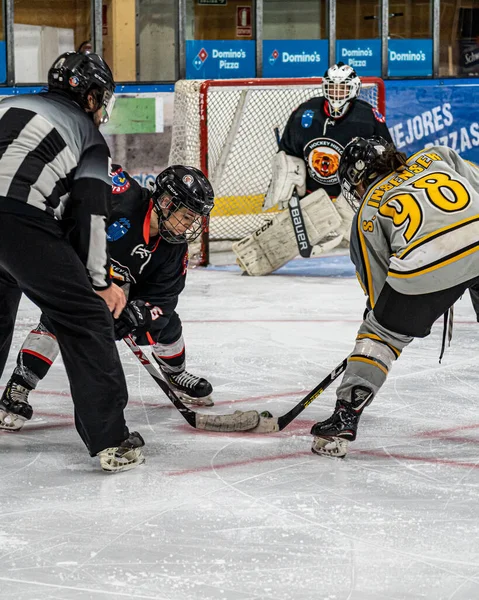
[323,62,361,119]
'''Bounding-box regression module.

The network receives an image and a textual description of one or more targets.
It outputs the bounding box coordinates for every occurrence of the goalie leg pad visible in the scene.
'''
[232,189,342,276]
[195,410,260,432]
[332,193,356,243]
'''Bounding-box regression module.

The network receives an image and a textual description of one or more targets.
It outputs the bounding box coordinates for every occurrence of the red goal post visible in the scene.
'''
[168,77,386,266]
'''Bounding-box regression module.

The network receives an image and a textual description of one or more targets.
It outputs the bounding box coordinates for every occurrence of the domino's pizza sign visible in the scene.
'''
[263,40,329,78]
[186,40,255,79]
[388,39,433,77]
[336,39,381,76]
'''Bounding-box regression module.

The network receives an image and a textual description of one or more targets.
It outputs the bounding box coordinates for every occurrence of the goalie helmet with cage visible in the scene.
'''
[152,166,215,244]
[48,51,116,124]
[322,62,361,118]
[338,136,389,210]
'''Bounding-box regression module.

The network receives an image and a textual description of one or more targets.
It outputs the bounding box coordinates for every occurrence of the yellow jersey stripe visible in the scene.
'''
[356,333,401,357]
[398,215,479,260]
[389,243,479,279]
[349,355,389,376]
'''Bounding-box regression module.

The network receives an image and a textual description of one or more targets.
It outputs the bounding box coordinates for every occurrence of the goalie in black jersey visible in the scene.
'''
[234,62,393,276]
[0,164,215,432]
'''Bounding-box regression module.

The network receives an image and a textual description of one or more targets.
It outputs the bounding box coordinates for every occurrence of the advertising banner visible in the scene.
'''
[186,40,255,79]
[388,39,433,77]
[386,80,479,162]
[262,40,329,78]
[336,39,381,76]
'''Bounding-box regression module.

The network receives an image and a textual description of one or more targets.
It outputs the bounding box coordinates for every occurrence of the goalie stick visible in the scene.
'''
[123,335,260,432]
[251,358,348,433]
[274,126,313,259]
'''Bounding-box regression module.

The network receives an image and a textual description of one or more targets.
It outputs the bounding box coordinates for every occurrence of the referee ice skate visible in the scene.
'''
[1,164,215,430]
[0,51,145,472]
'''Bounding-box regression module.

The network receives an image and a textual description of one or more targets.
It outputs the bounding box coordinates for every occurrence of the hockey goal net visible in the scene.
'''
[169,77,386,266]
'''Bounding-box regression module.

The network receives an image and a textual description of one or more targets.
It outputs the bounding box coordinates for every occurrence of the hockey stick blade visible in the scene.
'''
[123,335,260,432]
[250,358,348,433]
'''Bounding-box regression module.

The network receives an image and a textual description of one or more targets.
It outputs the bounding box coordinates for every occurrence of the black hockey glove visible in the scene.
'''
[114,300,152,340]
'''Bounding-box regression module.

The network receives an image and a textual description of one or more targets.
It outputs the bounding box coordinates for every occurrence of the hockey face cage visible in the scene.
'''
[323,64,361,118]
[155,191,206,244]
[153,166,215,244]
[339,136,388,211]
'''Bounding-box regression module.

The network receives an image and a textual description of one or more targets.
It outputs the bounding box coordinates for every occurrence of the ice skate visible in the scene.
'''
[311,385,373,458]
[152,355,214,406]
[0,377,33,431]
[167,371,214,406]
[98,431,146,472]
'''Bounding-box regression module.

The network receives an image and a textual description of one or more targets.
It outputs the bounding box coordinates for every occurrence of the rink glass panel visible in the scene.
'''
[13,0,91,83]
[263,0,327,41]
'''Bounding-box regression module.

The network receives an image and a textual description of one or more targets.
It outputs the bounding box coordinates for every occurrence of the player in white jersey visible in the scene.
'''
[311,137,479,458]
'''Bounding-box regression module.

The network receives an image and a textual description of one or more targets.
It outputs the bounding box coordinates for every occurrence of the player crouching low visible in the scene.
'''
[0,165,215,442]
[311,136,479,458]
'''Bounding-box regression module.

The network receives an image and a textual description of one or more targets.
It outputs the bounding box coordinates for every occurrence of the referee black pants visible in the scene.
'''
[0,208,129,456]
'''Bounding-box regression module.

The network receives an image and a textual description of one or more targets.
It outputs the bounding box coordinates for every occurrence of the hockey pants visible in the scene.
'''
[0,208,129,456]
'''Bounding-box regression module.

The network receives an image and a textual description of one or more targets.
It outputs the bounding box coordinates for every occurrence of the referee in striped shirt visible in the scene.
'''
[0,52,145,472]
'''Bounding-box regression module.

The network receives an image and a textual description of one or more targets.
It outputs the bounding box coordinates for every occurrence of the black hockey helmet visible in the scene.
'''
[152,165,215,244]
[338,136,389,210]
[48,52,115,123]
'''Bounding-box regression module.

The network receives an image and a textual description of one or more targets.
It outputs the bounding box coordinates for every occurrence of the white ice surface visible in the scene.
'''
[2,264,479,600]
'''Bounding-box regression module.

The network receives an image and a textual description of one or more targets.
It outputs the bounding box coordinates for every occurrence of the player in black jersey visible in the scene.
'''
[236,63,394,276]
[0,51,145,472]
[0,164,215,431]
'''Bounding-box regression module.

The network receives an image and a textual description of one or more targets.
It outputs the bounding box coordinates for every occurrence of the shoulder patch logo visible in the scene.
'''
[372,108,386,123]
[301,109,314,128]
[111,168,131,194]
[107,217,131,241]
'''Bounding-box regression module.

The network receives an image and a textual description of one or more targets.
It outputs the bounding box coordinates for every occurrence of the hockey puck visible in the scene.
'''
[260,411,273,418]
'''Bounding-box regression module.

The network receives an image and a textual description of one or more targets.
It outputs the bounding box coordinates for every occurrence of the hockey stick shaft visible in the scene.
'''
[123,334,197,427]
[124,335,260,433]
[273,127,312,259]
[276,358,348,430]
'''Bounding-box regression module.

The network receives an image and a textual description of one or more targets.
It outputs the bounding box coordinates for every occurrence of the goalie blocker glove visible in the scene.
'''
[114,299,153,340]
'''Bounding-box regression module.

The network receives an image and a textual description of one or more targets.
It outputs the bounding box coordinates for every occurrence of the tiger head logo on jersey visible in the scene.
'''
[304,138,344,185]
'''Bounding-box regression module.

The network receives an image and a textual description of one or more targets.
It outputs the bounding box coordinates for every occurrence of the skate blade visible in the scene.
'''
[0,410,27,431]
[311,436,348,458]
[175,391,214,407]
[99,448,146,473]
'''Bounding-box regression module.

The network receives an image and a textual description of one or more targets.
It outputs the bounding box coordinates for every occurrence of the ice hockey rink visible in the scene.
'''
[2,254,479,600]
